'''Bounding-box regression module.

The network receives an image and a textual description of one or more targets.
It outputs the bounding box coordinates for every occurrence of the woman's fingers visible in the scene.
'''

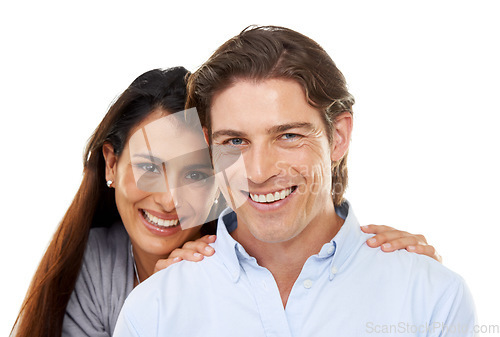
[153,235,217,274]
[362,224,441,263]
[361,224,396,234]
[181,235,216,257]
[408,244,443,263]
[154,248,206,274]
[196,234,217,244]
[154,257,182,273]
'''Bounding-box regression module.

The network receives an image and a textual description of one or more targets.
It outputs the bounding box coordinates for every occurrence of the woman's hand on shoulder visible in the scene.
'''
[154,235,217,273]
[361,225,442,263]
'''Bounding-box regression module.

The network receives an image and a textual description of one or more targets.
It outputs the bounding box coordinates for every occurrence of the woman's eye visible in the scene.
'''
[137,163,161,174]
[185,171,209,181]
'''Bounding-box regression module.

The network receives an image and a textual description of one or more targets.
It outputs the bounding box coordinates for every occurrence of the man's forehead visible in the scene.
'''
[209,84,326,140]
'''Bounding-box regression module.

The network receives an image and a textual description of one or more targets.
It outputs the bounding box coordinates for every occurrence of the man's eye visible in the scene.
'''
[228,138,244,146]
[185,171,209,181]
[136,163,161,174]
[281,133,300,140]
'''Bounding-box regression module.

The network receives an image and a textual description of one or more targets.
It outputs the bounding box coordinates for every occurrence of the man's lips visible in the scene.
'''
[246,186,297,204]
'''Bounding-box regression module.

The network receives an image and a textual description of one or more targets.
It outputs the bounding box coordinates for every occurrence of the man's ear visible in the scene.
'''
[330,112,353,162]
[102,142,118,184]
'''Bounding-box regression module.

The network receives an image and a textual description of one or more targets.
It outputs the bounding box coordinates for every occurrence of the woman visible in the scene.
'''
[11,67,440,337]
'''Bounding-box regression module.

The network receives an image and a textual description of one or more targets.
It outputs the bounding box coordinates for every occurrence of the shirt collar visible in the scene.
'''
[327,200,366,280]
[213,200,366,282]
[213,207,244,282]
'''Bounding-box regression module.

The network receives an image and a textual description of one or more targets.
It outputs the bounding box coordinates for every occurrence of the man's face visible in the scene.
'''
[210,78,336,243]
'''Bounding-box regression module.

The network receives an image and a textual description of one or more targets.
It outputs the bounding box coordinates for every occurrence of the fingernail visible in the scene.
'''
[208,235,216,240]
[173,257,181,262]
[382,243,391,249]
[407,246,416,252]
[361,225,368,230]
[194,253,202,258]
[368,238,376,244]
[205,246,214,253]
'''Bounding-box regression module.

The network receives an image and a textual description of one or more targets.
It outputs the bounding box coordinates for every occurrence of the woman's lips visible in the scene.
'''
[139,209,182,237]
[143,208,179,221]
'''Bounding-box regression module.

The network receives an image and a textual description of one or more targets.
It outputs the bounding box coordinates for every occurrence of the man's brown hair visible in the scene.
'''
[186,25,355,205]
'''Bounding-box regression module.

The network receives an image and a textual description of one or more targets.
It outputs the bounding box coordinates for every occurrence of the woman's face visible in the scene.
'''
[104,109,217,259]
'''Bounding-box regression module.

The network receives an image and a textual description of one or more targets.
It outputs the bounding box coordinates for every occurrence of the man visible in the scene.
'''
[113,26,475,336]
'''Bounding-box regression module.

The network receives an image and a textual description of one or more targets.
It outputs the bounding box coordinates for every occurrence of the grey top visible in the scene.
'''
[62,222,134,336]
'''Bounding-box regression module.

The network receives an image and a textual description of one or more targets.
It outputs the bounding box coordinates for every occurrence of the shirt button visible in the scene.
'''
[331,266,338,275]
[303,279,313,289]
[327,246,335,255]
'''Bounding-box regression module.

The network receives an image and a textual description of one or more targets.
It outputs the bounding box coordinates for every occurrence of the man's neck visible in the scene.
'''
[230,207,344,307]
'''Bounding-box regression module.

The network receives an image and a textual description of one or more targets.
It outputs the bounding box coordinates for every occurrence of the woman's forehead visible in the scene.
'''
[128,109,207,161]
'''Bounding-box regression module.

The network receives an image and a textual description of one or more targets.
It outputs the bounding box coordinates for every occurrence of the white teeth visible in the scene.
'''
[250,188,293,204]
[142,210,179,228]
[280,189,287,199]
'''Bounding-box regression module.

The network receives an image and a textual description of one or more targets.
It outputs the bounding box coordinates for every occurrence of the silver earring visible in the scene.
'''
[214,197,219,204]
[107,180,113,188]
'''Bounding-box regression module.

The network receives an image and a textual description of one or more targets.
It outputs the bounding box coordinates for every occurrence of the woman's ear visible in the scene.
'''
[330,112,353,162]
[102,143,118,186]
[203,127,210,145]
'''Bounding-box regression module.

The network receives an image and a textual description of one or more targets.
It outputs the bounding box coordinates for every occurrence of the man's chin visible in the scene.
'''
[247,223,302,244]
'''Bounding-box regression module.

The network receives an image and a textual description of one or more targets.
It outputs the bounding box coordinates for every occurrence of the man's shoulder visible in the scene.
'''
[336,237,475,323]
[355,239,467,291]
[120,252,230,326]
[128,250,227,298]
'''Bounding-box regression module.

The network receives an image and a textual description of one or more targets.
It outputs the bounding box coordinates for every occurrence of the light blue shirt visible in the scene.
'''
[113,202,476,337]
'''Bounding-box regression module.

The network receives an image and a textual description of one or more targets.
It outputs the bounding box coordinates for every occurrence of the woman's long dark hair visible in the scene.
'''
[11,67,216,337]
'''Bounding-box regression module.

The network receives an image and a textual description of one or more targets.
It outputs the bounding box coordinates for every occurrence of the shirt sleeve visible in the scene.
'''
[428,276,477,337]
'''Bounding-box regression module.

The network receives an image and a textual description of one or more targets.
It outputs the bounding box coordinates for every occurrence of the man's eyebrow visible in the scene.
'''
[212,123,315,139]
[267,122,315,134]
[212,129,249,139]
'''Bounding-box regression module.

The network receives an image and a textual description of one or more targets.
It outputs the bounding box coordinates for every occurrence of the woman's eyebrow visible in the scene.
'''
[183,163,215,171]
[133,153,213,169]
[133,154,164,163]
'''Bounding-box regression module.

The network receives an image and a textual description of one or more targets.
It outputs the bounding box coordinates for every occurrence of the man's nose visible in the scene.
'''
[245,144,280,185]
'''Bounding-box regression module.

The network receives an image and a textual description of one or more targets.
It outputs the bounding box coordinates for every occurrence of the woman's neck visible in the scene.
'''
[131,246,166,287]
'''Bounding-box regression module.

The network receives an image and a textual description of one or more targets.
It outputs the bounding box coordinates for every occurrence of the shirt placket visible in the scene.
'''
[284,245,336,336]
[241,258,294,337]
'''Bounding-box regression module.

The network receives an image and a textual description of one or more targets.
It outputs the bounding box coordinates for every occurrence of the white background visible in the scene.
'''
[1,0,499,335]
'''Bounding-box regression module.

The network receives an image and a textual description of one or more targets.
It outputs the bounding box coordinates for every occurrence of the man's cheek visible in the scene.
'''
[215,155,249,210]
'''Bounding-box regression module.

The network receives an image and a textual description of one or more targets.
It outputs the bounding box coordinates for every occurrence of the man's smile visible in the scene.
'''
[247,186,297,203]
